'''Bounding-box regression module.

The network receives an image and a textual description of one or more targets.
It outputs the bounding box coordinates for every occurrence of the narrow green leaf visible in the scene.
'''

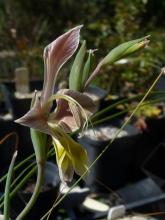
[0,148,54,209]
[4,150,17,220]
[69,40,86,91]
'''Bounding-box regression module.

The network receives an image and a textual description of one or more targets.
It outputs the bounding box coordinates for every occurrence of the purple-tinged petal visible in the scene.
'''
[15,108,50,134]
[58,116,78,133]
[59,89,97,113]
[49,89,96,132]
[41,26,82,106]
[15,94,50,134]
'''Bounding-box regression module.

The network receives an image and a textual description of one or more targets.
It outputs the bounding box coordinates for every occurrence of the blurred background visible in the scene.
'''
[0,0,165,94]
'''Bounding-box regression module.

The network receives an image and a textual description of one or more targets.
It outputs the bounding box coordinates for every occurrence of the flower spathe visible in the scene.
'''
[15,26,96,182]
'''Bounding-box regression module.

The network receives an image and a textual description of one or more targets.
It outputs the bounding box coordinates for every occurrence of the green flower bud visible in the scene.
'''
[84,36,150,89]
[101,36,150,66]
[69,40,86,91]
[82,49,94,87]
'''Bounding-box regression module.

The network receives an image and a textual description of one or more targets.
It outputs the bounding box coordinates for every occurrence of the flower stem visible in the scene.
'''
[16,160,45,220]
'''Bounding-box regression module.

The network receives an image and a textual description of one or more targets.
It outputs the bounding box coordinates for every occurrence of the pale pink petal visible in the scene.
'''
[51,98,71,120]
[58,116,79,133]
[58,89,96,113]
[41,26,82,105]
[49,89,96,132]
[68,102,84,129]
[57,89,97,114]
[15,96,50,134]
[48,98,79,132]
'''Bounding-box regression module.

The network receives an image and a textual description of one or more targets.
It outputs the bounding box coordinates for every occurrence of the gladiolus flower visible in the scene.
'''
[15,26,96,182]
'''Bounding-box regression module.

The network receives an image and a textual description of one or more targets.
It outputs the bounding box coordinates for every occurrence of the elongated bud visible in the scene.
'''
[84,35,150,89]
[82,49,95,88]
[101,35,150,66]
[69,40,86,91]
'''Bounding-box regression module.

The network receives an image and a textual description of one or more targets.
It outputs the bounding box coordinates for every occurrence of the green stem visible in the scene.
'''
[93,96,165,126]
[0,162,35,206]
[92,91,165,121]
[40,68,165,219]
[0,143,54,185]
[0,153,35,184]
[11,162,35,190]
[0,148,54,208]
[16,160,45,220]
[0,166,37,209]
[93,109,128,126]
[4,150,17,220]
[91,94,141,120]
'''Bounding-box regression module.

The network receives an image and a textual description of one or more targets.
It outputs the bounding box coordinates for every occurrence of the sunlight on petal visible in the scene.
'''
[53,137,74,182]
[42,26,82,105]
[51,125,88,182]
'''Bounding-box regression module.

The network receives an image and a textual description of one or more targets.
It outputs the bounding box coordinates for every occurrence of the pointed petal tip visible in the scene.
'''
[145,35,150,39]
[77,24,83,29]
[14,118,20,124]
[69,25,83,34]
[73,24,83,29]
[14,117,23,125]
[14,114,31,126]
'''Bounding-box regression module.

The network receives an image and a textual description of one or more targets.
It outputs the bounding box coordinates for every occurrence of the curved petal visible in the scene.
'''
[15,107,50,134]
[49,89,97,132]
[15,94,50,134]
[58,116,78,133]
[53,137,74,182]
[51,126,88,181]
[67,135,88,176]
[59,89,97,113]
[41,26,82,106]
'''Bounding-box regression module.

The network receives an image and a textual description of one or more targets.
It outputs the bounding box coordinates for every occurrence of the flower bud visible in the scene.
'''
[82,49,98,87]
[69,40,86,91]
[101,36,150,66]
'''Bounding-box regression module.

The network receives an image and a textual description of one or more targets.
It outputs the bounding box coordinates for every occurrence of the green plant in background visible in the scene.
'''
[134,103,162,118]
[1,0,165,87]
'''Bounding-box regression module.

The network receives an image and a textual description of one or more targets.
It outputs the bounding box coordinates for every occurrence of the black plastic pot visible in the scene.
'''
[3,81,15,93]
[29,80,43,92]
[3,80,43,93]
[78,122,142,192]
[10,161,60,220]
[78,116,165,193]
[142,143,165,188]
[61,187,90,210]
[116,177,165,214]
